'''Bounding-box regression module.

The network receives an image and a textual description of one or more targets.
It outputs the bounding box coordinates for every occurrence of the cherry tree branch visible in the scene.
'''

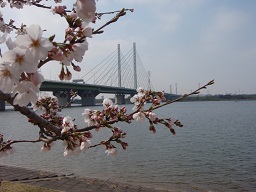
[74,80,214,133]
[0,139,41,152]
[0,90,61,135]
[38,57,53,68]
[93,9,128,35]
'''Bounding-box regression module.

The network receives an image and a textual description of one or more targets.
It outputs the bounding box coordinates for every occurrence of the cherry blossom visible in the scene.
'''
[0,62,19,93]
[103,98,113,108]
[82,108,91,123]
[28,71,44,87]
[63,148,73,156]
[136,87,146,96]
[49,47,65,61]
[105,148,118,156]
[61,52,73,66]
[76,0,96,23]
[15,24,54,60]
[148,112,157,121]
[12,81,40,107]
[61,116,75,134]
[5,37,16,50]
[41,142,55,152]
[82,23,93,37]
[72,41,88,62]
[130,94,141,106]
[1,47,38,73]
[51,5,67,15]
[80,140,90,151]
[0,31,7,44]
[70,11,78,20]
[133,111,145,122]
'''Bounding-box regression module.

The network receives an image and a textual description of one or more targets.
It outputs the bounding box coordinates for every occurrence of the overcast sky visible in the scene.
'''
[2,0,256,95]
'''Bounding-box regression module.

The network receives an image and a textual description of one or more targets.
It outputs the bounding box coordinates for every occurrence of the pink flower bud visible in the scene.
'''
[71,63,81,72]
[65,69,72,81]
[52,5,67,15]
[66,35,73,42]
[70,11,78,19]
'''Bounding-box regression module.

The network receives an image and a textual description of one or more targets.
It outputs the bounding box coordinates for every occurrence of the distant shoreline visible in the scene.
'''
[3,95,256,111]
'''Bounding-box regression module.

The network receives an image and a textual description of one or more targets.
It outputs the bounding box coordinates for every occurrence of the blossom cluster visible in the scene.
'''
[130,87,183,134]
[82,98,132,128]
[29,96,63,129]
[130,87,164,122]
[30,96,129,156]
[82,98,130,155]
[0,0,96,107]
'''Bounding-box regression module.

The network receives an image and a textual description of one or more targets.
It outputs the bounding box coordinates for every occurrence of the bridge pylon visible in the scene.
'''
[0,99,5,111]
[53,91,71,107]
[78,90,99,106]
[115,94,125,105]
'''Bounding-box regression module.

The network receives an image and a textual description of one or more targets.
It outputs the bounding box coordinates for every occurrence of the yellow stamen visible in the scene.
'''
[2,68,10,77]
[15,55,24,64]
[31,39,40,48]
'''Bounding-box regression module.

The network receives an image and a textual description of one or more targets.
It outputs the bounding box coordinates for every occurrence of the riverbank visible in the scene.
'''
[0,165,174,192]
[1,181,60,192]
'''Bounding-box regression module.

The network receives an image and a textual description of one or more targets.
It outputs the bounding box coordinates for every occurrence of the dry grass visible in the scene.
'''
[0,181,61,192]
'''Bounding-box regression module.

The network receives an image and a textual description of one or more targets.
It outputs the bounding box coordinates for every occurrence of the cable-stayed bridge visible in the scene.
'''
[39,43,156,107]
[0,43,171,110]
[78,43,153,90]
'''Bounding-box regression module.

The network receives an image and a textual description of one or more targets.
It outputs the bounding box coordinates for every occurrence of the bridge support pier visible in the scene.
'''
[0,100,5,111]
[115,94,125,104]
[79,91,99,106]
[53,91,71,107]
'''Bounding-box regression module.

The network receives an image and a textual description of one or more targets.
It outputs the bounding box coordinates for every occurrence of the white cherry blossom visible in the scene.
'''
[15,24,54,60]
[82,22,92,37]
[61,52,73,66]
[80,140,90,151]
[133,111,145,122]
[105,148,118,156]
[0,31,7,44]
[12,81,40,107]
[136,87,146,96]
[0,62,19,93]
[82,108,91,122]
[0,47,37,73]
[130,94,141,105]
[5,37,16,50]
[103,98,113,108]
[29,71,44,87]
[76,0,96,23]
[148,112,157,121]
[72,41,88,62]
[63,148,73,156]
[61,116,75,134]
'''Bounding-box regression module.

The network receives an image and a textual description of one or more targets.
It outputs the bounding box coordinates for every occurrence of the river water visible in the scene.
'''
[1,101,256,191]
